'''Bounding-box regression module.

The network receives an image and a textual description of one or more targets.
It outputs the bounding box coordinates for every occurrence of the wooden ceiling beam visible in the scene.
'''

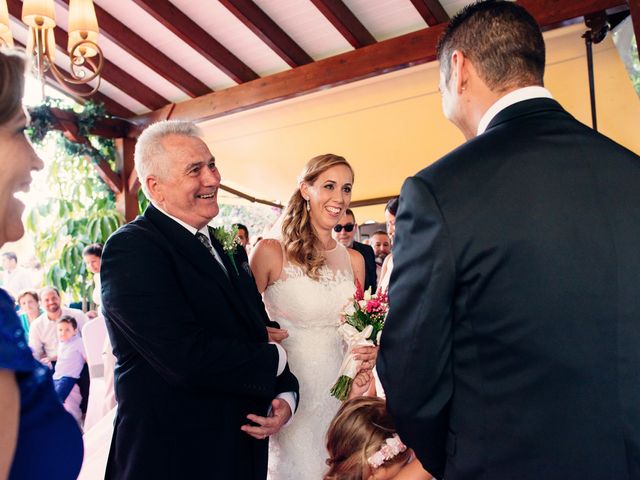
[219,0,313,67]
[310,0,376,48]
[136,0,627,127]
[409,0,450,26]
[55,0,211,98]
[131,0,258,84]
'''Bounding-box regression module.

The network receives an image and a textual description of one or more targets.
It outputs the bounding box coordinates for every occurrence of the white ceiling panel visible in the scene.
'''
[171,0,291,77]
[345,0,427,41]
[256,0,353,61]
[93,0,236,90]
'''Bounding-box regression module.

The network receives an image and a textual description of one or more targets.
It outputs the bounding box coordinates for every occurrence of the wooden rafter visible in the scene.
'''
[310,0,376,48]
[131,0,259,84]
[409,0,450,26]
[136,0,627,127]
[219,0,313,67]
[54,0,211,98]
[136,24,445,125]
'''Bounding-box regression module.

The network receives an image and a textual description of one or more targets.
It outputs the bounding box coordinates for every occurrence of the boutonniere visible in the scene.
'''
[212,225,240,275]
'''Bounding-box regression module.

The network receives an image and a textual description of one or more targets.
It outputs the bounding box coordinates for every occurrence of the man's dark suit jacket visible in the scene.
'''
[101,204,298,480]
[378,98,640,480]
[351,240,377,292]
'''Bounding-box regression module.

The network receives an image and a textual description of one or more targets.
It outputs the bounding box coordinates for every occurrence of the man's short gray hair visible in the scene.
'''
[135,120,204,197]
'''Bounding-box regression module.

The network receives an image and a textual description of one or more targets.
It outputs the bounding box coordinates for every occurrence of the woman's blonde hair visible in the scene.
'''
[0,48,27,125]
[324,396,411,480]
[281,154,354,279]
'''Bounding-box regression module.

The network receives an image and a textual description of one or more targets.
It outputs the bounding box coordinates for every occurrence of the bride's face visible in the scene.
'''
[301,164,353,234]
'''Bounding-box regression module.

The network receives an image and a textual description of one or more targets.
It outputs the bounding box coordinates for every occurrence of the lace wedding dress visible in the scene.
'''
[264,242,355,479]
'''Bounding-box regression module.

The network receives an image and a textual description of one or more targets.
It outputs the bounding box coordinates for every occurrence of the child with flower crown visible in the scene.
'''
[325,396,432,480]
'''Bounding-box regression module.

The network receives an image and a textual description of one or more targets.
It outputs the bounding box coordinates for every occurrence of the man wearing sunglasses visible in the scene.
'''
[332,209,377,292]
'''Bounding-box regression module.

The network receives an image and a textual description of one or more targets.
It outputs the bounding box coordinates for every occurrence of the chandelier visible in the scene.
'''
[0,0,103,97]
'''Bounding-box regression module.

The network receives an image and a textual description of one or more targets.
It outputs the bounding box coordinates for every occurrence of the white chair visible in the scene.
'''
[81,317,108,431]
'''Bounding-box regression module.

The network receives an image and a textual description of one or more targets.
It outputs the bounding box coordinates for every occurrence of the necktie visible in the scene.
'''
[196,232,228,277]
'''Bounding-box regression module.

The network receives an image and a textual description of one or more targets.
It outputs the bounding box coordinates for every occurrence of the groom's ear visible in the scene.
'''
[147,176,163,202]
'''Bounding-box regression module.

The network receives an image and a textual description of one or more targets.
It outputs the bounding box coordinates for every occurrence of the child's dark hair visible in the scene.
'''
[324,396,410,479]
[58,315,77,330]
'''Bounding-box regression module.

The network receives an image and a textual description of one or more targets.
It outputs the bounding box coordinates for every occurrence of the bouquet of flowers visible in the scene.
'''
[330,281,388,401]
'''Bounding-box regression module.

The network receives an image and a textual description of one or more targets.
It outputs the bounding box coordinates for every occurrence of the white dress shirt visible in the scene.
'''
[477,86,554,136]
[28,307,89,361]
[53,334,86,379]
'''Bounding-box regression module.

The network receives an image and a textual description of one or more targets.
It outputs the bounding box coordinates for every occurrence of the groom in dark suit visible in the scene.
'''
[378,2,640,480]
[101,120,298,479]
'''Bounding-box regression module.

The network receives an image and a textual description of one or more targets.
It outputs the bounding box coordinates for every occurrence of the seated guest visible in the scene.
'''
[16,290,42,338]
[325,396,431,480]
[53,316,87,423]
[333,208,377,292]
[369,230,391,283]
[0,47,82,480]
[28,286,88,366]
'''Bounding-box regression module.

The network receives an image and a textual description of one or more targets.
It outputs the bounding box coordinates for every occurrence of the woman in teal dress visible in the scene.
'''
[0,48,83,479]
[16,290,42,338]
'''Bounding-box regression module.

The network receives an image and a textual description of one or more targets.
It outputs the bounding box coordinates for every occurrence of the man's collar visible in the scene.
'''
[477,86,553,136]
[154,204,212,241]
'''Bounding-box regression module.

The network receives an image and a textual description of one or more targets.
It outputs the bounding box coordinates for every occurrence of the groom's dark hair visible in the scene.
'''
[437,0,545,92]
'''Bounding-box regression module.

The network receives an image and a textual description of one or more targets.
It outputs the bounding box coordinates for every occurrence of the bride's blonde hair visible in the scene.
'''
[281,154,354,280]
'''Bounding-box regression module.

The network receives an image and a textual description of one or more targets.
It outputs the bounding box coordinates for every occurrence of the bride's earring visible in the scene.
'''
[306,199,310,212]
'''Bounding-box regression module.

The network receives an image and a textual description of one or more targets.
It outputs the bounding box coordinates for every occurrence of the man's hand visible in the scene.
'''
[266,327,289,343]
[352,345,378,371]
[241,398,292,440]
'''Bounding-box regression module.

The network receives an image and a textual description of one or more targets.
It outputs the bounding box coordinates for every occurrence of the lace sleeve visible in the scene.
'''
[0,289,35,373]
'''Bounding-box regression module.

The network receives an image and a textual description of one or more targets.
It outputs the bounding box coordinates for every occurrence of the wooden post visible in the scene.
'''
[630,0,640,50]
[115,137,139,223]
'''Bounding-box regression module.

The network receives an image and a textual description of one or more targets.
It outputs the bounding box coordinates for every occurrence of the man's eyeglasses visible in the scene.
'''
[333,223,355,233]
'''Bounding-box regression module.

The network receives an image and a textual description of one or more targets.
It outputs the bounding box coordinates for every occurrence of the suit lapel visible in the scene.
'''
[144,206,244,315]
[209,228,268,337]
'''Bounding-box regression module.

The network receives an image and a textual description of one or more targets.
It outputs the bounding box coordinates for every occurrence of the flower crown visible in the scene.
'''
[367,434,407,469]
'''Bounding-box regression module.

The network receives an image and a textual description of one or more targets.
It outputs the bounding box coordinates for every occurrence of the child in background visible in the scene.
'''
[325,396,432,480]
[53,315,86,423]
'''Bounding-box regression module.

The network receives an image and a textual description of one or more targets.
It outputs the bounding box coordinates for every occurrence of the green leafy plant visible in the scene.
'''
[25,98,123,307]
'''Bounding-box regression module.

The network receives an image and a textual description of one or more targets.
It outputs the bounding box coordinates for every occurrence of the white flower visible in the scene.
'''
[364,288,372,301]
[358,300,368,310]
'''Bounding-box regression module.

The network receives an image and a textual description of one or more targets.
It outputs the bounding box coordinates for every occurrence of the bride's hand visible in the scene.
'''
[352,345,378,371]
[267,326,289,343]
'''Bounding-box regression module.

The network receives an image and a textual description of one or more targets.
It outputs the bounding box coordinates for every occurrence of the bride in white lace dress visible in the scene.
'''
[250,154,376,479]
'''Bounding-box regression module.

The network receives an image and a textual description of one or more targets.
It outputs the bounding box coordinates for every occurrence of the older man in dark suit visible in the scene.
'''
[378,2,640,480]
[101,120,298,479]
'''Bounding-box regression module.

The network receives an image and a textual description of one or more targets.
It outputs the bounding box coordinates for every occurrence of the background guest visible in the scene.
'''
[82,243,103,319]
[332,208,377,292]
[0,47,82,480]
[1,252,34,300]
[16,290,42,338]
[234,223,250,250]
[28,286,88,366]
[369,230,391,283]
[53,316,87,423]
[377,197,398,294]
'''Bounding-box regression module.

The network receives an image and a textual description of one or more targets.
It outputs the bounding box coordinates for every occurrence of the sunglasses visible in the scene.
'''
[333,223,355,233]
